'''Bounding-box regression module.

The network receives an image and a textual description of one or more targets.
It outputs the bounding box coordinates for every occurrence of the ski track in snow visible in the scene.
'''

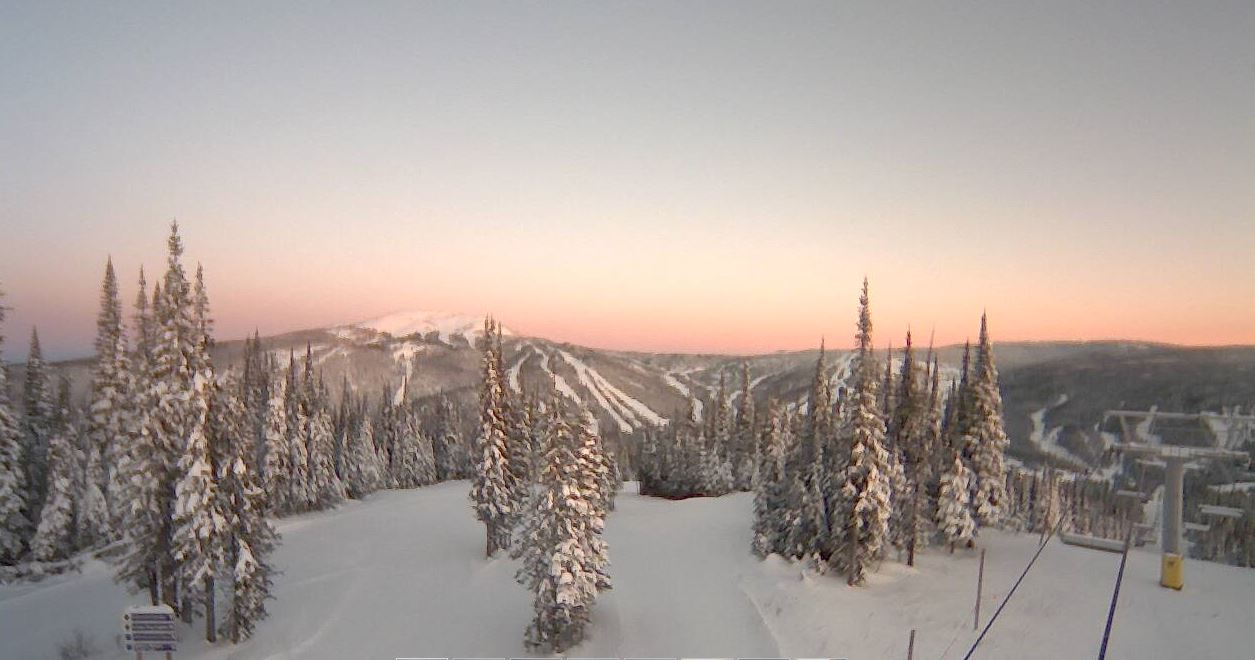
[507,344,530,393]
[556,349,642,434]
[664,372,703,418]
[535,346,581,406]
[1028,394,1084,465]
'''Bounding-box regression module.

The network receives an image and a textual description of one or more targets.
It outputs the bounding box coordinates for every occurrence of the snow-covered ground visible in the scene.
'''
[3,483,1253,659]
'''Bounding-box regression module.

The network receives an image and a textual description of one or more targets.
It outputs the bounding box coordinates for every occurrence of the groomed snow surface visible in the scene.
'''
[3,483,1253,659]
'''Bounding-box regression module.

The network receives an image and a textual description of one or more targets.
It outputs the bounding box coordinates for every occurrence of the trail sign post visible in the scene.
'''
[122,604,177,659]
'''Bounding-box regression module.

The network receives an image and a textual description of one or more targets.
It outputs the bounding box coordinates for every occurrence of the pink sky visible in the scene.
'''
[2,3,1252,359]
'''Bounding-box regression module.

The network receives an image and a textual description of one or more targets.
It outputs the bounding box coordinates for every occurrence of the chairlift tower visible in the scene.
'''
[1104,410,1250,588]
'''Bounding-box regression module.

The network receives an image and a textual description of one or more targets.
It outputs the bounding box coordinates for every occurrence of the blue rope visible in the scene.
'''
[1097,534,1132,659]
[962,518,1062,660]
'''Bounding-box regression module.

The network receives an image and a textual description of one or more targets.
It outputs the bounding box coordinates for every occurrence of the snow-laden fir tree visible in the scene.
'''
[30,388,83,563]
[261,372,294,513]
[432,394,468,480]
[890,330,933,564]
[114,271,163,604]
[116,222,202,611]
[777,345,831,561]
[77,431,110,550]
[282,353,314,511]
[936,449,976,551]
[172,369,228,641]
[967,313,1010,526]
[22,327,55,521]
[342,417,384,498]
[0,287,32,564]
[573,412,613,589]
[471,317,516,556]
[751,399,788,557]
[84,257,130,543]
[390,400,437,490]
[241,332,272,478]
[213,374,279,643]
[514,398,609,653]
[732,362,757,490]
[172,261,230,639]
[830,279,892,585]
[298,348,345,509]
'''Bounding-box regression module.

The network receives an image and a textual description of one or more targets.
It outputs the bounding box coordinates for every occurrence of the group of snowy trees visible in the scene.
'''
[635,280,1009,586]
[0,223,478,642]
[469,318,616,652]
[750,282,1012,584]
[638,365,756,499]
[0,226,279,643]
[254,339,470,515]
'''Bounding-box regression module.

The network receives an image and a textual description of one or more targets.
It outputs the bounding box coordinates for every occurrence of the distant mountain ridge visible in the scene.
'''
[11,310,1255,471]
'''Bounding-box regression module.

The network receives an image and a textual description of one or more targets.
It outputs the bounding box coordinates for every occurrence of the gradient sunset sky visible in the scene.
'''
[2,2,1253,359]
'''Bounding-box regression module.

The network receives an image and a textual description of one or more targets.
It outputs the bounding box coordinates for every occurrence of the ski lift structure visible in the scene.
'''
[1103,409,1251,589]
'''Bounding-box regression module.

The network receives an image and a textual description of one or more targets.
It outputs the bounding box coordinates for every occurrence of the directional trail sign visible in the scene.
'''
[122,604,178,654]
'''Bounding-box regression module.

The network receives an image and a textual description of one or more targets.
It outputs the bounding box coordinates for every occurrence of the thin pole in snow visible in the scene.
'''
[974,548,986,630]
[907,628,916,660]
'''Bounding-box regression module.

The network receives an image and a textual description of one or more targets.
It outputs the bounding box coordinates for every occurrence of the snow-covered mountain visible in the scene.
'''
[343,310,513,344]
[22,311,1255,469]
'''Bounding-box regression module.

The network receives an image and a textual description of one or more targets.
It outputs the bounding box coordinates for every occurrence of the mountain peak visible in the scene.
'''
[345,310,513,342]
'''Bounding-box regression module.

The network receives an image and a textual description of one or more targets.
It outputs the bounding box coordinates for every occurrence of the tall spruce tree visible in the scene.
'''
[23,327,55,521]
[752,399,788,557]
[342,417,384,498]
[732,362,757,490]
[116,222,200,612]
[471,317,515,556]
[215,374,279,642]
[830,279,892,585]
[262,369,293,514]
[31,388,82,562]
[0,287,32,563]
[936,449,976,551]
[172,369,227,640]
[967,313,1010,527]
[86,258,130,543]
[514,398,609,652]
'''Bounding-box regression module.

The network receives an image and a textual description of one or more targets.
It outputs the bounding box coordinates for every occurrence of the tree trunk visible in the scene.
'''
[205,576,216,642]
[148,568,160,606]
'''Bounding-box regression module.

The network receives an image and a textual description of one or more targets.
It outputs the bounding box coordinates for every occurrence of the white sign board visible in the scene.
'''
[122,604,178,654]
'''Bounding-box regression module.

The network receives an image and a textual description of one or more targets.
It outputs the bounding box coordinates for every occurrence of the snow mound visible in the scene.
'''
[349,311,513,343]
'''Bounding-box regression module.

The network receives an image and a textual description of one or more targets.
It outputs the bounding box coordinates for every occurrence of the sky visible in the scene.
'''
[1,1,1253,360]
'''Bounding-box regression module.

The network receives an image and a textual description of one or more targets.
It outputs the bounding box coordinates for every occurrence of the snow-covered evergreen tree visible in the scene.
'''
[306,400,346,508]
[116,222,202,611]
[0,287,31,564]
[471,317,515,556]
[283,353,314,511]
[83,258,128,545]
[342,418,384,498]
[433,394,468,480]
[829,279,892,585]
[752,400,788,557]
[31,395,82,563]
[22,327,55,521]
[261,373,293,513]
[967,313,1010,527]
[732,362,757,490]
[936,450,976,551]
[213,374,279,643]
[514,399,609,653]
[172,370,227,640]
